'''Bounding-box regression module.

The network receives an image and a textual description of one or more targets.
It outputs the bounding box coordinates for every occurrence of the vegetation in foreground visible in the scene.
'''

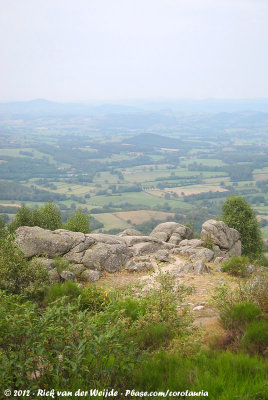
[0,238,267,399]
[0,195,267,399]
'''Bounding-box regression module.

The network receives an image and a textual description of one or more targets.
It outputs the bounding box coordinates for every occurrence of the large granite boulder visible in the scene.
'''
[125,256,154,272]
[150,222,193,244]
[82,242,129,272]
[118,229,142,237]
[16,226,87,258]
[201,220,241,257]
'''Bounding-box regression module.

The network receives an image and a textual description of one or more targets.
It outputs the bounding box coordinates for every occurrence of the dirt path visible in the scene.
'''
[96,254,235,341]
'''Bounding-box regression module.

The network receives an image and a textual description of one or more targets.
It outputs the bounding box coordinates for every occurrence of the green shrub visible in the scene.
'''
[136,322,170,350]
[203,234,214,250]
[213,273,268,318]
[213,279,268,355]
[64,208,90,233]
[53,256,70,274]
[44,281,81,304]
[133,351,268,399]
[9,202,62,232]
[242,320,268,355]
[222,255,250,277]
[228,302,261,329]
[45,282,111,313]
[79,285,111,312]
[0,237,49,300]
[0,292,136,391]
[116,297,146,322]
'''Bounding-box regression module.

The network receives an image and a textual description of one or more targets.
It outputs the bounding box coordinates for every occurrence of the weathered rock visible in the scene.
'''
[162,265,184,276]
[179,239,204,248]
[68,264,86,277]
[190,248,214,262]
[122,235,163,247]
[177,245,199,257]
[60,270,76,282]
[118,229,142,237]
[215,266,223,272]
[126,261,153,272]
[16,226,86,258]
[193,261,210,274]
[155,249,170,262]
[245,265,257,275]
[81,269,101,282]
[150,222,193,244]
[87,233,124,245]
[82,242,129,272]
[63,250,83,264]
[214,256,226,264]
[67,236,95,253]
[48,269,60,283]
[193,305,205,311]
[181,261,194,273]
[201,220,241,256]
[169,228,194,245]
[130,240,173,256]
[35,257,55,270]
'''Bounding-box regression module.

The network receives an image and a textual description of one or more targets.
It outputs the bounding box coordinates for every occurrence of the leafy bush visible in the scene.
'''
[222,256,250,277]
[115,297,146,322]
[0,271,195,391]
[64,208,90,233]
[79,285,111,312]
[0,237,49,300]
[9,202,62,232]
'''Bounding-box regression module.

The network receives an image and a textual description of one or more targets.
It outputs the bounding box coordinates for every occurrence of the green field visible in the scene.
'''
[86,191,192,209]
[93,213,131,231]
[181,158,226,167]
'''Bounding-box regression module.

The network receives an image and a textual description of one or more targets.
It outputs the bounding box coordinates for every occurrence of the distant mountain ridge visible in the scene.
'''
[1,98,268,116]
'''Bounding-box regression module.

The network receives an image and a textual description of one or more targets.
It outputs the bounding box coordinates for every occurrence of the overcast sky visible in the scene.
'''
[0,0,268,102]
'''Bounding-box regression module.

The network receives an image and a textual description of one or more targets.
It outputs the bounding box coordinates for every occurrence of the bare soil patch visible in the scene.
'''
[0,203,21,208]
[253,173,268,181]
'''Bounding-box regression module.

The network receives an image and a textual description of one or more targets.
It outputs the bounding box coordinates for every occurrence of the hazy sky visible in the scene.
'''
[1,0,268,102]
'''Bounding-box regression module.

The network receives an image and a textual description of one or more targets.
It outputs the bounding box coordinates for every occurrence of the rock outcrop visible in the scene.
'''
[150,222,193,244]
[15,219,241,283]
[201,219,241,257]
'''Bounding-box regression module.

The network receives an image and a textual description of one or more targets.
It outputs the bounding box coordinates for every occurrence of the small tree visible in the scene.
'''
[64,209,90,233]
[221,196,264,259]
[33,202,62,230]
[8,204,34,232]
[9,202,62,232]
